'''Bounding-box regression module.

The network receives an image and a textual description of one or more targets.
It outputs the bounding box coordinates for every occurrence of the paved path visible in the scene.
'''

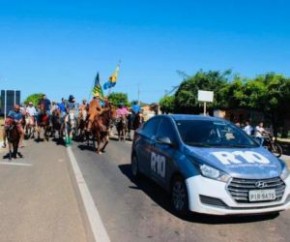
[0,140,89,242]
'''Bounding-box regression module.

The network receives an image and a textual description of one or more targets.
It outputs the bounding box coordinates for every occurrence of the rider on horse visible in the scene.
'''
[25,101,37,124]
[57,98,67,119]
[26,101,37,117]
[79,99,88,113]
[87,93,105,132]
[37,94,51,125]
[130,101,142,128]
[116,103,129,119]
[64,95,78,145]
[131,101,141,116]
[2,104,25,148]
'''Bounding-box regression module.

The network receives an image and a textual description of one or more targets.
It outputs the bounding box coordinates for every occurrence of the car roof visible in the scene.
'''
[164,114,226,122]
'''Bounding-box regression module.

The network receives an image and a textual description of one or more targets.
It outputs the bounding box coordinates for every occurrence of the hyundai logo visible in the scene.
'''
[255,181,267,188]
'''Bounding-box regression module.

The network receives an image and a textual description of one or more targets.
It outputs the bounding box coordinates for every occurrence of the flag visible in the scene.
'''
[92,72,104,98]
[103,64,120,90]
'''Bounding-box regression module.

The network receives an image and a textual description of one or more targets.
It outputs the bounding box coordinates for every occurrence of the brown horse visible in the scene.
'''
[115,115,128,141]
[36,104,51,141]
[77,108,88,141]
[5,121,22,160]
[51,109,64,140]
[91,104,115,153]
[132,112,143,130]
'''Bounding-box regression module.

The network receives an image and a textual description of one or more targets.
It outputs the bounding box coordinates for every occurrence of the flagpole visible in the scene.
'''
[88,73,97,101]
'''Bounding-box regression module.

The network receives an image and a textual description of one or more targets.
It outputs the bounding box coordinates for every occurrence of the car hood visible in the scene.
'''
[185,145,284,179]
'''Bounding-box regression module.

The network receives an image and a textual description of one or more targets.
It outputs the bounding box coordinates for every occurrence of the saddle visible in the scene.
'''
[41,114,49,123]
[6,124,16,132]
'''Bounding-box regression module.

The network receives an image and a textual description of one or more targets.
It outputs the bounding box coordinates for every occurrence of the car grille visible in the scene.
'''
[227,177,285,203]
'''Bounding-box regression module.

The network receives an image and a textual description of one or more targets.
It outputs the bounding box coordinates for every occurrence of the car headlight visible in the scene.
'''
[200,164,231,183]
[280,166,289,181]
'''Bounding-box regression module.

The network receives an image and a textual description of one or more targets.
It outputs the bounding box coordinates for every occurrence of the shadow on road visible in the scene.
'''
[119,164,280,224]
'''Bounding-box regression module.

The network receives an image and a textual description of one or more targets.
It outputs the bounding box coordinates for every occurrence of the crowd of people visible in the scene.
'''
[234,119,272,145]
[1,93,143,148]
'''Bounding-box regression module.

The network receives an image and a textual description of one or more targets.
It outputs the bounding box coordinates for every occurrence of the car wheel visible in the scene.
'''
[171,176,189,215]
[131,154,140,179]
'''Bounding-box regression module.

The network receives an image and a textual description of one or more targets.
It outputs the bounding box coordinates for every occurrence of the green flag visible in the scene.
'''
[92,72,104,99]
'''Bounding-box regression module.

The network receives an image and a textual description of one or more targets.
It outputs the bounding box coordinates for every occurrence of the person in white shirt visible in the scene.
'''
[26,102,37,117]
[255,121,267,144]
[243,120,253,136]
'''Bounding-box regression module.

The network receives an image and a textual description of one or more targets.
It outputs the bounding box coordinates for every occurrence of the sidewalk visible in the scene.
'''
[0,139,90,242]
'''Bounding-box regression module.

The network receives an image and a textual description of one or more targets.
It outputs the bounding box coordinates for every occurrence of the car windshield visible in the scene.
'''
[175,119,259,148]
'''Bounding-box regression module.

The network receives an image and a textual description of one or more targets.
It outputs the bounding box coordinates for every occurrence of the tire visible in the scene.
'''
[271,143,283,158]
[131,154,140,179]
[171,176,189,216]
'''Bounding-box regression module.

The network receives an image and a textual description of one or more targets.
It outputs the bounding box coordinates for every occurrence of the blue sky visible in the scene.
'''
[1,0,290,104]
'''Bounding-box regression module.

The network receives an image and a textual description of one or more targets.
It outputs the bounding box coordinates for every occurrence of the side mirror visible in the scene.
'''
[156,136,175,147]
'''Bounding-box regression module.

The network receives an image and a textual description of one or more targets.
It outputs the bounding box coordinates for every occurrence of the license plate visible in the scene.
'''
[249,189,276,202]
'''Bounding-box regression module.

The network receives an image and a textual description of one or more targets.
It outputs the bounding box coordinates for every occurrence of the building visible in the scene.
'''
[0,90,21,116]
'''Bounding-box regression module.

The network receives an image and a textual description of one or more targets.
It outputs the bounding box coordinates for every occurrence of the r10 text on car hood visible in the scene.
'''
[186,146,283,179]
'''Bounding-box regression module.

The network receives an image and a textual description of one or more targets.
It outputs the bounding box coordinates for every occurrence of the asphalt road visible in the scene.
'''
[71,138,290,242]
[0,139,88,242]
[1,134,290,242]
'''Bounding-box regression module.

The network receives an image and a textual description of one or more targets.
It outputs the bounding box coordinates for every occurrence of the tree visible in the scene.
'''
[24,93,45,106]
[249,73,290,136]
[108,92,129,107]
[174,70,230,113]
[159,95,175,114]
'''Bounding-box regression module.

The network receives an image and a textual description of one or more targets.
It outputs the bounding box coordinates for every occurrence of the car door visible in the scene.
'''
[136,117,161,176]
[149,117,179,187]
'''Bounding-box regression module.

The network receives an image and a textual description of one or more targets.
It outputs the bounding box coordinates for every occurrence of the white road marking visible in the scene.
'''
[67,147,110,242]
[0,161,32,166]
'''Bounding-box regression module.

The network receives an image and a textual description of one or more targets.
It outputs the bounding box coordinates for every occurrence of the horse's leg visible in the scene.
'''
[100,135,109,153]
[94,133,101,153]
[36,126,40,141]
[123,125,126,141]
[30,126,34,139]
[117,125,121,141]
[44,127,49,141]
[12,142,18,159]
[8,142,12,160]
[96,139,101,153]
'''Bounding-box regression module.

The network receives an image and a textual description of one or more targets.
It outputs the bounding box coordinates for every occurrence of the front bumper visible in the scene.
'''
[185,175,290,215]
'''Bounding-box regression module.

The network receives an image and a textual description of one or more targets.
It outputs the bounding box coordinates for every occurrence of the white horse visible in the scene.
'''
[64,110,77,145]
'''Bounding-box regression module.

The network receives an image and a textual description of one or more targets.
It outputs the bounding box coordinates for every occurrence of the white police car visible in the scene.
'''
[131,114,290,215]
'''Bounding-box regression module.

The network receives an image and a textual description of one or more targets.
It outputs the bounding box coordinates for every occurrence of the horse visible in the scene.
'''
[51,109,65,140]
[36,104,51,141]
[132,112,143,130]
[76,108,88,141]
[91,104,115,153]
[24,113,36,139]
[64,110,77,145]
[115,115,128,141]
[5,120,23,160]
[127,112,143,140]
